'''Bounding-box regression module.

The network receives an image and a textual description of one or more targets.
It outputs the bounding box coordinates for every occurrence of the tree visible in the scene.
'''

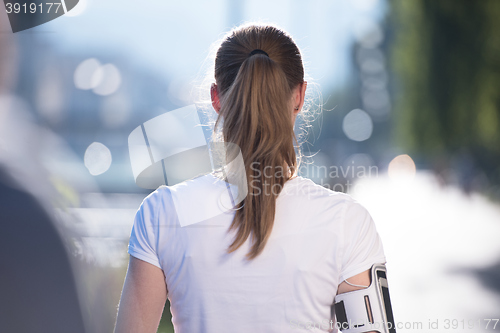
[390,0,500,191]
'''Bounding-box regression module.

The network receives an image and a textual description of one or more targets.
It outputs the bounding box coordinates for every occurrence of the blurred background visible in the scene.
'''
[0,0,499,332]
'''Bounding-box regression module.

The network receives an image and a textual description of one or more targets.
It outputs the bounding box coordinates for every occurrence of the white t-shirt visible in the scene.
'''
[128,174,386,332]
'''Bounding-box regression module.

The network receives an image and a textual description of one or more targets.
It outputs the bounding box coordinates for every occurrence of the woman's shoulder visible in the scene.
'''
[154,173,237,227]
[140,185,171,206]
[282,176,354,203]
[140,173,221,208]
[282,176,377,225]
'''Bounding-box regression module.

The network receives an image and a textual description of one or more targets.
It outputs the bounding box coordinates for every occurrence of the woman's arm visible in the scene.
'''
[337,269,370,294]
[114,256,167,333]
[337,269,377,333]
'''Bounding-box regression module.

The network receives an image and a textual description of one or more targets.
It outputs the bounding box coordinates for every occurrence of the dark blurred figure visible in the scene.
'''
[0,167,86,333]
[0,7,87,333]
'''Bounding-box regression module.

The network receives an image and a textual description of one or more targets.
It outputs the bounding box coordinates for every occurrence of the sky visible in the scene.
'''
[34,0,387,93]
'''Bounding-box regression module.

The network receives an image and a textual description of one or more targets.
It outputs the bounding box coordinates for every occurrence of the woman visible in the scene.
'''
[115,24,386,333]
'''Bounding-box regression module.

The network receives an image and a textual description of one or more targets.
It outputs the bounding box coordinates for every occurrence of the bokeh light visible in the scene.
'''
[352,19,384,49]
[388,154,416,182]
[74,60,121,96]
[84,142,112,176]
[361,71,387,90]
[92,64,122,96]
[74,58,101,90]
[342,108,373,141]
[357,47,385,73]
[361,88,390,117]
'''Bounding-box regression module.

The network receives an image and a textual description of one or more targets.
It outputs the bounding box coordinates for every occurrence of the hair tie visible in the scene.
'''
[249,49,269,57]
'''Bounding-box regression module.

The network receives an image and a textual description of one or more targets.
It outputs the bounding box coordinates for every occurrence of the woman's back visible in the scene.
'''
[128,174,385,332]
[115,23,388,333]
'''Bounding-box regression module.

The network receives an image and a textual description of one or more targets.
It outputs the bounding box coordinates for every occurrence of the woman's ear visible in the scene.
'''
[293,81,307,115]
[211,83,221,114]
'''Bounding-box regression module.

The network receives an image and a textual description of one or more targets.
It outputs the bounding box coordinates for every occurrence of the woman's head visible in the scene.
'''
[211,24,307,259]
